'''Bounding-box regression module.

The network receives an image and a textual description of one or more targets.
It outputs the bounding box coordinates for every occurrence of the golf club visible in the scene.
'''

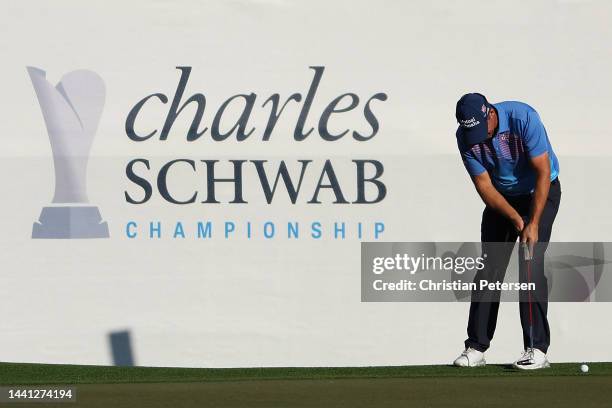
[521,216,534,352]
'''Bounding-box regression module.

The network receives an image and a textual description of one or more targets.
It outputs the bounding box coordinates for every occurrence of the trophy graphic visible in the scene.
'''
[28,67,109,239]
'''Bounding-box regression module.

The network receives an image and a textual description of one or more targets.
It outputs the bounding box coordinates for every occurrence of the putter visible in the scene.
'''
[521,216,534,353]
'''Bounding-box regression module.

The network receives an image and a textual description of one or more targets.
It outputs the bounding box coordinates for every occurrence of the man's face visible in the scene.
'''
[487,108,497,137]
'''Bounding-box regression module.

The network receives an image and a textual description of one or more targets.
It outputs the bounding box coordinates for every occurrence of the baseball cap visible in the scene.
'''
[455,93,492,146]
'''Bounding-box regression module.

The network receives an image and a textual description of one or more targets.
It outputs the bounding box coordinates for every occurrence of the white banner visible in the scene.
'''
[1,0,611,367]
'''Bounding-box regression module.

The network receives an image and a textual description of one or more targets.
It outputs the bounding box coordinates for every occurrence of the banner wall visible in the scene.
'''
[1,0,611,367]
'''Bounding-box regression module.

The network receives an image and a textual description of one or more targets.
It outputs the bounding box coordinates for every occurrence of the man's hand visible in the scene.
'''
[521,222,538,253]
[512,215,525,233]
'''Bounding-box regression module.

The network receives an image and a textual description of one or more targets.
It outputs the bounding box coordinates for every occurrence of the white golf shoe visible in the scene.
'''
[513,348,550,370]
[453,347,486,367]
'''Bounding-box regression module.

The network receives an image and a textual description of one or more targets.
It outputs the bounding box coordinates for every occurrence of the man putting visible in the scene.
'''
[452,93,561,370]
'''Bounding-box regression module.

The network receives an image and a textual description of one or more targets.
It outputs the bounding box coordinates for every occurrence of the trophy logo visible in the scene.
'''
[28,67,109,239]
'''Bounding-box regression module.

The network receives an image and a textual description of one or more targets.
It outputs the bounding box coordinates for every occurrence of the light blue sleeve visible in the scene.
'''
[461,149,486,176]
[522,111,549,158]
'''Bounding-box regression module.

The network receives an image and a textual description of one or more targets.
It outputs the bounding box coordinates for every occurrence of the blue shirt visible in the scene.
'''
[457,101,559,196]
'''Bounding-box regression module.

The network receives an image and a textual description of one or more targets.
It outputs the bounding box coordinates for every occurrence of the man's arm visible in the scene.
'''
[472,171,525,232]
[521,152,551,246]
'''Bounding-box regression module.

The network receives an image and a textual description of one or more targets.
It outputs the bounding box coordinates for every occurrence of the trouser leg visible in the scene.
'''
[465,207,518,352]
[519,179,561,353]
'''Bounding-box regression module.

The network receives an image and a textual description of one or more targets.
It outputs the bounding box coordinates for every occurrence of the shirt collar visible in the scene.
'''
[493,103,509,136]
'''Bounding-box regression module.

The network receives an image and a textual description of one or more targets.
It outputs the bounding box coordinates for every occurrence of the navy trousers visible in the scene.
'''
[465,178,561,353]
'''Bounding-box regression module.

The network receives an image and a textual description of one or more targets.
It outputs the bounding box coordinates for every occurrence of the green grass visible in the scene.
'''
[1,363,611,408]
[1,362,610,385]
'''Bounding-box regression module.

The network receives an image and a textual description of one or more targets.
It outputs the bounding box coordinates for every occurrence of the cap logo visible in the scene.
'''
[460,117,480,128]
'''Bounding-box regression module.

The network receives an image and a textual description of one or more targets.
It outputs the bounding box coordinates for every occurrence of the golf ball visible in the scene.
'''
[580,364,589,373]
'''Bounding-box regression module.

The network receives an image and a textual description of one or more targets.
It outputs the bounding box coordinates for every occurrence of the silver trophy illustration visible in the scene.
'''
[28,67,109,238]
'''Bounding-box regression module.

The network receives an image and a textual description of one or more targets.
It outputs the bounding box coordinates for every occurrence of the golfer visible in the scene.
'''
[452,93,561,370]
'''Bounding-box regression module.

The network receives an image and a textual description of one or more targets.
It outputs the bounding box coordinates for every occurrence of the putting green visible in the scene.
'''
[1,363,611,408]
